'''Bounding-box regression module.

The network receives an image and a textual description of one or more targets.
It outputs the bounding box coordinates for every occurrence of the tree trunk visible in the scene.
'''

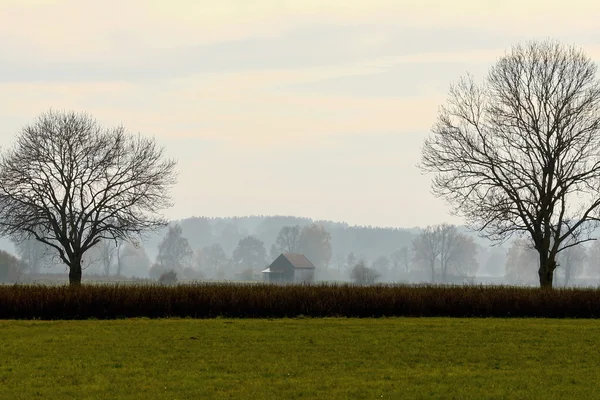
[69,256,83,286]
[441,263,447,283]
[116,241,123,276]
[538,254,556,289]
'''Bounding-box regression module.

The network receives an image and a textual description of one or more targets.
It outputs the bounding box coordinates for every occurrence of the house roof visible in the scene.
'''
[281,253,316,269]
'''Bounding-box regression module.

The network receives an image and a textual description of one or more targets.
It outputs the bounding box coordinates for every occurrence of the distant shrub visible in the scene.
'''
[158,270,177,285]
[350,261,380,285]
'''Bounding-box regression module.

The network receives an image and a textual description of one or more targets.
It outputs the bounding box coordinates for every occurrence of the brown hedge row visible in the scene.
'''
[1,283,599,319]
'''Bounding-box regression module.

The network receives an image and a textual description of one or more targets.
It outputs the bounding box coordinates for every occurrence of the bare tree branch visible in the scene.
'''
[420,40,600,288]
[0,110,177,285]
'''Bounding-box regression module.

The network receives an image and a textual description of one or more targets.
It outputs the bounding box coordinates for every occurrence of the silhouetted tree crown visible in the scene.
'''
[0,110,177,285]
[421,40,600,288]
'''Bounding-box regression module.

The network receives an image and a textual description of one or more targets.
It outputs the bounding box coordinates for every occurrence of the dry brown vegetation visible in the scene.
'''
[1,283,600,319]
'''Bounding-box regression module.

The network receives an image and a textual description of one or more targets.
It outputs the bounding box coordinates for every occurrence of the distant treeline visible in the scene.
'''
[145,215,421,261]
[2,283,600,319]
[7,215,600,286]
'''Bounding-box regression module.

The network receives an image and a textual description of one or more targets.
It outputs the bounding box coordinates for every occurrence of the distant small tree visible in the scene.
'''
[505,239,539,285]
[271,225,301,255]
[232,236,267,270]
[155,225,194,277]
[350,260,380,285]
[88,238,119,277]
[0,250,21,282]
[391,247,411,274]
[119,242,150,278]
[413,224,479,283]
[297,224,332,269]
[412,226,442,283]
[450,235,479,280]
[201,243,229,278]
[12,236,49,274]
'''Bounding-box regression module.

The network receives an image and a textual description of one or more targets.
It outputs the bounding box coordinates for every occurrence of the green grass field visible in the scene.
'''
[1,318,599,399]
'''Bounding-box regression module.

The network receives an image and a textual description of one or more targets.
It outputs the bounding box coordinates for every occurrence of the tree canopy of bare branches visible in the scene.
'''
[153,224,193,278]
[0,110,177,285]
[420,40,600,288]
[412,224,478,283]
[297,224,332,269]
[270,225,301,260]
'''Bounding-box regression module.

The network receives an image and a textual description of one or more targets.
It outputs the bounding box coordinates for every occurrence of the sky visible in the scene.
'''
[1,0,600,229]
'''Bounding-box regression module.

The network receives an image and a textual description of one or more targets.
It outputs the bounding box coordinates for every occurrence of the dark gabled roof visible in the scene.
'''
[282,253,315,269]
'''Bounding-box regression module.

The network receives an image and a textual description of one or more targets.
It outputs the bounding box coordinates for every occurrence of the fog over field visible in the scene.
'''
[1,215,598,288]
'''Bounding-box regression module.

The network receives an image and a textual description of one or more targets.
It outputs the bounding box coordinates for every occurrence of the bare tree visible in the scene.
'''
[437,224,460,283]
[389,248,410,281]
[448,234,479,281]
[94,238,130,277]
[97,238,117,277]
[297,224,332,269]
[272,226,301,254]
[0,110,177,285]
[413,224,479,283]
[12,236,50,274]
[420,40,600,288]
[412,226,441,283]
[152,224,193,278]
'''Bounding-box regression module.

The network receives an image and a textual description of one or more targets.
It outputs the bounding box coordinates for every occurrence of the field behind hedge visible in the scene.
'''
[2,283,600,319]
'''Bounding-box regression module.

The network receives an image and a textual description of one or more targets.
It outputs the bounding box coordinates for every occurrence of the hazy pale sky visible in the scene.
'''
[1,0,600,228]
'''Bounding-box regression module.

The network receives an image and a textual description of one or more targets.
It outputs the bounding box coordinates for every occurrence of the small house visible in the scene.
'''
[262,253,316,283]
